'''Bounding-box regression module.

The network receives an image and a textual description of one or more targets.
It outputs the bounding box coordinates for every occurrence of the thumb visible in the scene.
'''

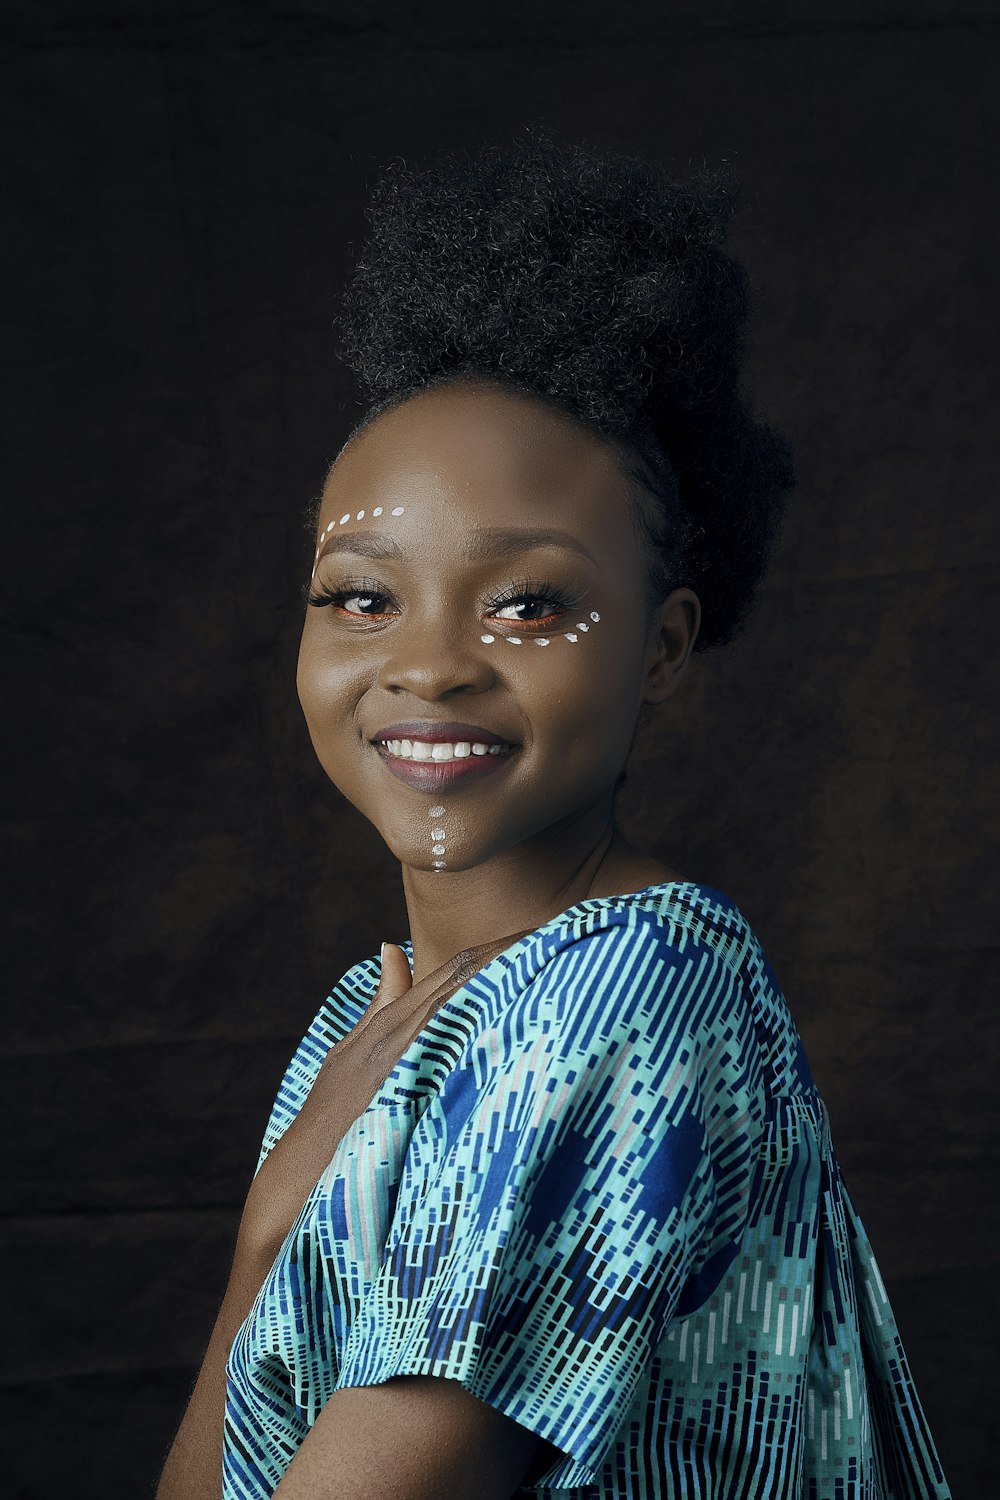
[375,941,413,1006]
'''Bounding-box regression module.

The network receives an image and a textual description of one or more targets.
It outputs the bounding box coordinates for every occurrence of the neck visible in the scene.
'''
[399,796,654,982]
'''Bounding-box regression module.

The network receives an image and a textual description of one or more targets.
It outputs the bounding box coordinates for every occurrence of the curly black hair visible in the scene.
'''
[332,129,794,653]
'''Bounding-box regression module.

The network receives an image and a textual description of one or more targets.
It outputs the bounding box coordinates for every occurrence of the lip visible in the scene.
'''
[370,721,519,791]
[371,720,514,747]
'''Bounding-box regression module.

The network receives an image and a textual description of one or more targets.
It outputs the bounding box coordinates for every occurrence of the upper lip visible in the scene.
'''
[372,720,514,747]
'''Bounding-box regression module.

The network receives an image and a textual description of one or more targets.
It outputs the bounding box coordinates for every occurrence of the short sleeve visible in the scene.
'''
[334,913,767,1489]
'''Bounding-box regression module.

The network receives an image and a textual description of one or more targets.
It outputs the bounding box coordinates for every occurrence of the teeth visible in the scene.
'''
[381,738,505,761]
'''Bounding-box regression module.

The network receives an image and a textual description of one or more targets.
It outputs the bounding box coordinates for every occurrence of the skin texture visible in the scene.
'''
[158,379,702,1500]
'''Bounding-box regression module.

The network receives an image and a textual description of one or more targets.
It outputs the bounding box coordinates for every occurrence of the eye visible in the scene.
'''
[492,598,563,625]
[485,581,575,631]
[305,577,397,616]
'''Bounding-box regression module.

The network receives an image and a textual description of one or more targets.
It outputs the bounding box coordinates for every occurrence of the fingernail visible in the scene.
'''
[380,942,388,965]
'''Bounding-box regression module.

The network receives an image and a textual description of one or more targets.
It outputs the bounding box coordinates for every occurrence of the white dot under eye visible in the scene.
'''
[535,638,550,646]
[373,506,383,517]
[577,622,590,632]
[566,633,578,643]
[324,521,334,533]
[480,634,495,644]
[340,514,350,525]
[356,510,365,520]
[391,506,405,516]
[508,637,523,645]
[590,611,600,622]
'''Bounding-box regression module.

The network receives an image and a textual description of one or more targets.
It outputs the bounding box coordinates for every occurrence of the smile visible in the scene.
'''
[369,719,518,790]
[377,738,502,761]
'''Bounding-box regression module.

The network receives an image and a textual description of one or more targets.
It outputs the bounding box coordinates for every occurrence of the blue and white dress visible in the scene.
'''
[223,881,951,1499]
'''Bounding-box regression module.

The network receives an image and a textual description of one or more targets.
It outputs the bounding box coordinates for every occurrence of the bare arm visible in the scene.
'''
[154,1203,276,1500]
[271,1375,559,1500]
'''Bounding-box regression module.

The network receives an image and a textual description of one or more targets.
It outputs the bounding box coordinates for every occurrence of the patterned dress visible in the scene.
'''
[222,881,951,1498]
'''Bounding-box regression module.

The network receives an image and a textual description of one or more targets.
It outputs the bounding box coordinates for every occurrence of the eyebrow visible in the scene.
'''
[316,525,599,568]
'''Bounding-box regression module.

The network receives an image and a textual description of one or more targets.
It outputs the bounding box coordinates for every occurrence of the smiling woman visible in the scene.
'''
[154,132,952,1500]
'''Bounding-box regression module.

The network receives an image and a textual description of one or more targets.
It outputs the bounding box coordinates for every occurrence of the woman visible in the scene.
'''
[156,135,951,1499]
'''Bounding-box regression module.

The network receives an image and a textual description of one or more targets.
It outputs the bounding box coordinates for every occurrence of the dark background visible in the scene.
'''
[4,3,998,1496]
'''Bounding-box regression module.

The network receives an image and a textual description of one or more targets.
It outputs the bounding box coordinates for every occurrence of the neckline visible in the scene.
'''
[365,879,733,1106]
[395,878,725,959]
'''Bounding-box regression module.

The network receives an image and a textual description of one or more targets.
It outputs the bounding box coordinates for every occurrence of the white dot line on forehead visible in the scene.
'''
[311,504,407,578]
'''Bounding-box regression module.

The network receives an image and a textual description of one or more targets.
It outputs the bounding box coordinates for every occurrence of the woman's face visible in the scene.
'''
[296,382,699,877]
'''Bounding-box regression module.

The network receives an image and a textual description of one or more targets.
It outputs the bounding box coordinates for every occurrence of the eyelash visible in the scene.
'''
[303,574,581,629]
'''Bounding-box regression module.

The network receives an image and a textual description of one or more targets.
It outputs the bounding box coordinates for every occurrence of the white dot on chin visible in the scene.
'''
[432,844,445,855]
[431,827,446,839]
[432,860,447,870]
[428,805,445,817]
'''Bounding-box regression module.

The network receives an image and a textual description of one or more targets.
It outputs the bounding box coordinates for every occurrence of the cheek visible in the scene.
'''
[296,624,363,741]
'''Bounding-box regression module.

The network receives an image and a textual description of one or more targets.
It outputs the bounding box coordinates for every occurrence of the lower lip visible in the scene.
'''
[373,743,516,790]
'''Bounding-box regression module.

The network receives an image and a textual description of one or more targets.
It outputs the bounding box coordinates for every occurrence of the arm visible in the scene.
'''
[154,1204,276,1500]
[271,1375,559,1500]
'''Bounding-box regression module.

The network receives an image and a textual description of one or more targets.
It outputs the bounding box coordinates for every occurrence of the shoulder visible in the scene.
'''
[449,884,765,1093]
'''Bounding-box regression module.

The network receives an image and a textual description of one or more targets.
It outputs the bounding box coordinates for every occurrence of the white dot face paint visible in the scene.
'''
[311,503,407,580]
[428,804,448,870]
[475,614,604,647]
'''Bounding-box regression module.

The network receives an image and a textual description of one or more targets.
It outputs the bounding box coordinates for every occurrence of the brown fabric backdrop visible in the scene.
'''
[4,3,998,1495]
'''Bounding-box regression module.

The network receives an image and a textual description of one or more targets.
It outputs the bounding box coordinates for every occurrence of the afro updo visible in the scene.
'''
[334,130,794,653]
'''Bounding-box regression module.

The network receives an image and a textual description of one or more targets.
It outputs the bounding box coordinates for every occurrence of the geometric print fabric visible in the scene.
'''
[223,881,951,1499]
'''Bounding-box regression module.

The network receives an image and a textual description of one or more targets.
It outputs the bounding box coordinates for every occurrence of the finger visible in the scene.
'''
[374,941,413,1007]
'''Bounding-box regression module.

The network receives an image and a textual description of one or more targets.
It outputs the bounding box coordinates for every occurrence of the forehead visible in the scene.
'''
[320,383,637,549]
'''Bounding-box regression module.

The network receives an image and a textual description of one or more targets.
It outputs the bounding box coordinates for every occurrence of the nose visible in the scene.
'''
[376,615,497,701]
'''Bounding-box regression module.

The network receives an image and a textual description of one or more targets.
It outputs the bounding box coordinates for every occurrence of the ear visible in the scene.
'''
[641,589,701,706]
